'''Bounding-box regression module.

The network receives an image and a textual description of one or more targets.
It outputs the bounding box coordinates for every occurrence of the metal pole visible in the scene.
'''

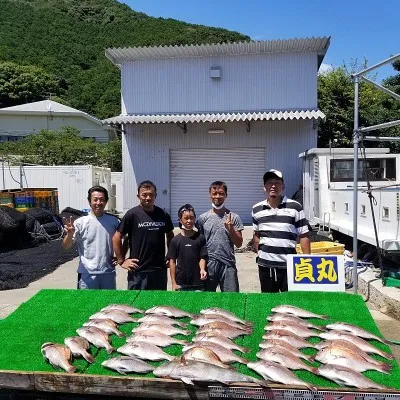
[352,53,400,77]
[353,77,360,294]
[19,163,23,190]
[2,159,5,190]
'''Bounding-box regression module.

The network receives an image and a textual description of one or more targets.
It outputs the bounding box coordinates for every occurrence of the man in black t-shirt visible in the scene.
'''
[113,180,174,290]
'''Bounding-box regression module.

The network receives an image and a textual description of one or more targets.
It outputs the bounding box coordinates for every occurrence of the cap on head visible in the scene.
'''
[263,169,284,184]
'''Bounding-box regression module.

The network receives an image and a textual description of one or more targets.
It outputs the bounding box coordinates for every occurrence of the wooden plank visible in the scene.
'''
[33,372,210,399]
[0,370,35,390]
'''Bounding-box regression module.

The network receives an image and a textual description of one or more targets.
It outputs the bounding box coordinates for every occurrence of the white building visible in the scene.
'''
[103,38,330,223]
[0,100,116,143]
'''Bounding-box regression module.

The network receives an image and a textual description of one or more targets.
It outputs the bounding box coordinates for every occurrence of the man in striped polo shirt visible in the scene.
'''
[252,169,311,292]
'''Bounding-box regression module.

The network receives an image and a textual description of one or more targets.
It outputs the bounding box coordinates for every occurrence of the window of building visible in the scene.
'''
[330,158,396,182]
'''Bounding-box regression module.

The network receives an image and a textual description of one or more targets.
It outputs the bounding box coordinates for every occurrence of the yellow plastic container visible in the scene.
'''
[296,241,345,255]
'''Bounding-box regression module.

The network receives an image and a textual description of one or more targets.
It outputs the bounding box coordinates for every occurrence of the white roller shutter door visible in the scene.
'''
[170,148,265,224]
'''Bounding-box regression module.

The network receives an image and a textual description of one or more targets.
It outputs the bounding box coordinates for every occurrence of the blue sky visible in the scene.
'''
[120,0,399,82]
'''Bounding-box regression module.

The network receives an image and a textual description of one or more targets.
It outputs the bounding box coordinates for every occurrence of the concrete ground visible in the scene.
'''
[0,227,399,362]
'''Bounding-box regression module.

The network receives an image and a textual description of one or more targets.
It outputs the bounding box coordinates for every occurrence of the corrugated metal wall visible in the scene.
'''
[121,52,317,114]
[1,165,111,212]
[122,120,316,216]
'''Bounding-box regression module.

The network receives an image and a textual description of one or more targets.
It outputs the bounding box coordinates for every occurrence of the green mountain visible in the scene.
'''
[0,0,249,119]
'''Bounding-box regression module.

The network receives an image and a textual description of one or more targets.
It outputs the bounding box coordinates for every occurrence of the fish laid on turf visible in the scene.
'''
[83,318,125,337]
[191,314,252,330]
[256,348,317,373]
[117,341,175,361]
[319,330,394,359]
[259,340,312,362]
[326,322,389,344]
[154,358,268,386]
[200,307,252,326]
[126,330,188,347]
[183,342,248,365]
[137,314,187,328]
[64,336,95,363]
[89,309,138,324]
[314,346,391,374]
[264,322,320,338]
[314,340,391,366]
[102,356,155,375]
[41,342,76,373]
[131,323,191,336]
[247,360,316,391]
[198,322,252,339]
[101,304,144,315]
[193,332,250,353]
[183,346,232,369]
[318,364,391,390]
[145,306,193,318]
[267,314,326,331]
[77,326,115,354]
[262,330,315,349]
[271,305,328,320]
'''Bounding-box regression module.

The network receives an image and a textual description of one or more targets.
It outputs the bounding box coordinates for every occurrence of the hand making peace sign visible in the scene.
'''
[62,216,75,236]
[224,212,233,231]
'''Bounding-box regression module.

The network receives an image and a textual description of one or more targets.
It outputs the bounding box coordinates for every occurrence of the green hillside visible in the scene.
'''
[0,0,249,119]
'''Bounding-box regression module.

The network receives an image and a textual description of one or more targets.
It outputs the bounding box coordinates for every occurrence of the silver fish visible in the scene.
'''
[265,322,320,338]
[247,360,316,391]
[198,322,252,339]
[183,346,232,369]
[41,342,76,373]
[200,307,252,326]
[126,330,188,347]
[256,348,317,373]
[137,314,187,328]
[267,314,326,331]
[131,323,191,336]
[271,305,328,319]
[314,340,391,366]
[262,330,315,349]
[259,339,312,362]
[101,304,144,314]
[193,332,250,353]
[89,309,138,324]
[318,364,390,389]
[64,336,95,363]
[326,322,389,344]
[191,314,251,331]
[76,326,115,354]
[319,330,394,359]
[117,341,175,361]
[145,306,193,318]
[314,346,391,374]
[183,342,248,365]
[83,318,125,337]
[102,356,154,375]
[154,358,268,386]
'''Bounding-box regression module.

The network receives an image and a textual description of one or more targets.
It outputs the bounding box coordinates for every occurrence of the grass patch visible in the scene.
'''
[0,289,398,390]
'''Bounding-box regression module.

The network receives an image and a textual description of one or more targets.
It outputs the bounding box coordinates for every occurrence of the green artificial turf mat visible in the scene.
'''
[0,289,398,391]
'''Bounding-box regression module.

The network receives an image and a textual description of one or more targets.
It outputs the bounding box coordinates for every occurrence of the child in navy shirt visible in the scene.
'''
[167,204,207,291]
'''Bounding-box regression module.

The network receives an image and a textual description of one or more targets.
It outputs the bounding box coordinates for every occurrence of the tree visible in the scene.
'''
[0,62,67,108]
[0,127,122,170]
[317,63,391,148]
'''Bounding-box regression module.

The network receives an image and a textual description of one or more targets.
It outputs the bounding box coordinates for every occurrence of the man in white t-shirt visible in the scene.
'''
[62,186,120,289]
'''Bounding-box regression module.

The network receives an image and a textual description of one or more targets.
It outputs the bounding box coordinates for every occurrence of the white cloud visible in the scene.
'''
[318,63,334,74]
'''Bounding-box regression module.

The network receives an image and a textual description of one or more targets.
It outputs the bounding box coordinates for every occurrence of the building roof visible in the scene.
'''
[0,100,103,126]
[105,37,330,66]
[103,109,325,125]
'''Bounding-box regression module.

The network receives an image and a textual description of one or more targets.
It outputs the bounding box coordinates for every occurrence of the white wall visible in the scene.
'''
[121,52,318,114]
[1,165,112,212]
[122,119,317,215]
[0,115,110,142]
